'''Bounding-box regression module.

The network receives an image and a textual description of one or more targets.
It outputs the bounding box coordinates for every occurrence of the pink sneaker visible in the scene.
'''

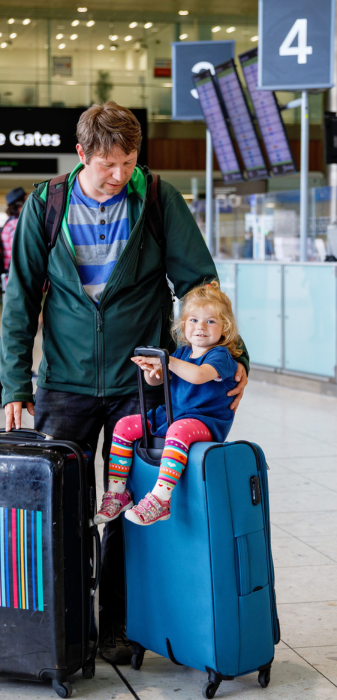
[124,492,171,526]
[94,489,133,525]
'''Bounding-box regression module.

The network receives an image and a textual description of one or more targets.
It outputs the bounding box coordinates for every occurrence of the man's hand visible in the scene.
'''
[227,364,248,413]
[5,401,35,432]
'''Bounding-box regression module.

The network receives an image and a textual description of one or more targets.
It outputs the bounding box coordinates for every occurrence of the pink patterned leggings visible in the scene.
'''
[109,415,212,492]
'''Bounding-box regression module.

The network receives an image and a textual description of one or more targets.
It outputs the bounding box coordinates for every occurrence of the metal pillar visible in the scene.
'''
[300,91,309,262]
[205,129,213,253]
[46,19,51,107]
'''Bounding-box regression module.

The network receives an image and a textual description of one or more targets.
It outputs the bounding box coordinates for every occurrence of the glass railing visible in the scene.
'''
[192,185,337,263]
[216,259,337,379]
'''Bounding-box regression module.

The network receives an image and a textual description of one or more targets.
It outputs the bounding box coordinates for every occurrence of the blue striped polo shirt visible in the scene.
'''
[68,175,129,304]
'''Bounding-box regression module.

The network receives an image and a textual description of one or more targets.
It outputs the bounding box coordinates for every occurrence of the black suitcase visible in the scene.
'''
[0,428,100,698]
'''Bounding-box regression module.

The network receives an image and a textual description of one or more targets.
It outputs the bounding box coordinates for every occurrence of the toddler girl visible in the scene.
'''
[95,280,242,526]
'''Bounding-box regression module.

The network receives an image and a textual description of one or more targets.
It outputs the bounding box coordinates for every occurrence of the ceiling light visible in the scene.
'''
[8,18,15,24]
[251,35,258,41]
[66,80,78,85]
[77,7,87,12]
[226,26,235,33]
[178,10,189,14]
[86,20,95,26]
[1,42,8,48]
[179,33,188,40]
[212,26,221,33]
[70,34,78,40]
[144,22,153,29]
[97,44,104,50]
[124,35,132,41]
[56,33,64,39]
[110,45,117,50]
[58,43,66,49]
[22,19,31,25]
[129,22,138,28]
[163,82,173,87]
[0,34,2,38]
[9,33,17,39]
[109,34,118,40]
[71,20,80,26]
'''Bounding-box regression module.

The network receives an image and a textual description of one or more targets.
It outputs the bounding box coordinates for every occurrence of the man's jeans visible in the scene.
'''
[34,386,163,637]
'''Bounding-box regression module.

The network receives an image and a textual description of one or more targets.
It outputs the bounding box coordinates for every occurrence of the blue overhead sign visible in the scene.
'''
[258,0,335,90]
[171,40,235,120]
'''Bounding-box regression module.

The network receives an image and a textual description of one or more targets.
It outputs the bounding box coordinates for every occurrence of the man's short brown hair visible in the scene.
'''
[76,101,142,162]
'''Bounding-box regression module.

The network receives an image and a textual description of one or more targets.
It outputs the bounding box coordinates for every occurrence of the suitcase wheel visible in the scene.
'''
[258,669,271,688]
[52,680,72,698]
[82,658,96,679]
[202,681,218,699]
[131,651,145,670]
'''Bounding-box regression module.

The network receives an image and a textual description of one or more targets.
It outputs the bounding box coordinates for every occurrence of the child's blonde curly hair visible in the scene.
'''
[171,280,242,358]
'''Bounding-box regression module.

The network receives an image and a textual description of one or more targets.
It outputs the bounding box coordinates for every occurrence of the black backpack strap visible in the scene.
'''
[45,173,69,251]
[145,174,165,255]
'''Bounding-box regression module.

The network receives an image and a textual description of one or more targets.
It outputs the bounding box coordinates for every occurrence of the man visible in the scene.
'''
[0,102,249,664]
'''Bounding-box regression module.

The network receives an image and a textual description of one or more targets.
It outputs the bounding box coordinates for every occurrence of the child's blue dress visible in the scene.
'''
[148,345,238,442]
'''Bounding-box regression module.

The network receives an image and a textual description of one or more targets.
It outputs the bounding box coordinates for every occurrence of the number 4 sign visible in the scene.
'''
[279,19,313,65]
[258,0,334,90]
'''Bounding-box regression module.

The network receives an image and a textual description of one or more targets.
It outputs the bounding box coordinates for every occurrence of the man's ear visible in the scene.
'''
[76,143,86,165]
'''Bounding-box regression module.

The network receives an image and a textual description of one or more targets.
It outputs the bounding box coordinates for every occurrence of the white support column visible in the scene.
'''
[205,129,213,253]
[300,91,309,262]
[328,0,337,194]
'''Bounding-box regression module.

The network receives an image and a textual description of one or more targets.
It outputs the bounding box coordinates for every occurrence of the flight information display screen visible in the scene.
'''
[215,59,269,181]
[239,48,296,176]
[193,71,243,184]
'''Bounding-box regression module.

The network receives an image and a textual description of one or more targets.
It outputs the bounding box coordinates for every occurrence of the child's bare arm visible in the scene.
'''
[132,354,219,385]
[131,356,163,386]
[169,356,218,384]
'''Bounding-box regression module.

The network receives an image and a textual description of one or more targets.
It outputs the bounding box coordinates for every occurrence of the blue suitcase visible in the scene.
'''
[123,347,280,699]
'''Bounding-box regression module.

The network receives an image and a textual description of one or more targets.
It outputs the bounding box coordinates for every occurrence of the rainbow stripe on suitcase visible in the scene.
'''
[0,508,44,611]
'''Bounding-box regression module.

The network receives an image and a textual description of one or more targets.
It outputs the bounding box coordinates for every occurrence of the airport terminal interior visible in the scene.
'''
[0,0,336,697]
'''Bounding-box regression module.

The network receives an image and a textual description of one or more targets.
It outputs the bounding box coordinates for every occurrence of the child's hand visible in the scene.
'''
[131,356,162,380]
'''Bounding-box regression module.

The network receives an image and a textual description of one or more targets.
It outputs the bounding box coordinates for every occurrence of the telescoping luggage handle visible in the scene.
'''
[134,346,173,449]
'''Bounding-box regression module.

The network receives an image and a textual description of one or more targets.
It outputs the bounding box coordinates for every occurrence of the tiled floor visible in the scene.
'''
[0,367,337,699]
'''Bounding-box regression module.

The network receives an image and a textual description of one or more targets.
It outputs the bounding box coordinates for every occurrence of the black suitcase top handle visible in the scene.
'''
[134,346,173,449]
[0,427,54,441]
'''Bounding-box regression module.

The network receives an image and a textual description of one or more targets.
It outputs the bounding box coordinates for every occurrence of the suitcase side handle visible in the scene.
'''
[89,521,101,597]
[0,427,54,441]
[134,346,173,448]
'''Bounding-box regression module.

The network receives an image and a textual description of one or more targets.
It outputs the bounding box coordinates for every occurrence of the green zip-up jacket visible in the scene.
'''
[0,163,249,406]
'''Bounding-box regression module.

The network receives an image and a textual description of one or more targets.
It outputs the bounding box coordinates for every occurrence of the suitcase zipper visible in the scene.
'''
[202,440,280,645]
[234,440,280,645]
